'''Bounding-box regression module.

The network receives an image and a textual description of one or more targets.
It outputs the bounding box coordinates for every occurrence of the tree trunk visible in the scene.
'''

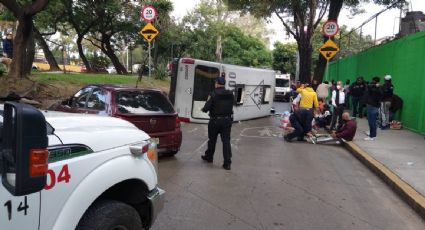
[24,32,35,75]
[313,0,344,82]
[77,35,91,71]
[215,34,222,62]
[297,39,313,84]
[101,36,127,75]
[7,15,33,78]
[33,27,60,71]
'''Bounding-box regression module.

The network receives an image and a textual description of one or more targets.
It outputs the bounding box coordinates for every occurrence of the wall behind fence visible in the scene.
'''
[325,30,425,134]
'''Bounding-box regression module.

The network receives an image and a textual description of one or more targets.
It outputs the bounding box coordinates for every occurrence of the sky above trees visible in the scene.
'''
[171,0,425,48]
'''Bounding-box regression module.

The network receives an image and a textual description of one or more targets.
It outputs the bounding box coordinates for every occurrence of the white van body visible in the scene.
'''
[0,108,164,230]
[274,74,291,101]
[169,58,275,123]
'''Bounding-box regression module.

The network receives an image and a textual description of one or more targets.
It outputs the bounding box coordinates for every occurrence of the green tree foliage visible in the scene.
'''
[272,42,297,75]
[0,0,50,78]
[228,0,330,83]
[231,14,274,47]
[180,1,271,67]
[179,23,271,67]
[222,25,271,67]
[84,0,142,74]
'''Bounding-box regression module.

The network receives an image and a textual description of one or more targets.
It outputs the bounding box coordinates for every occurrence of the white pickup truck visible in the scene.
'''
[0,102,164,230]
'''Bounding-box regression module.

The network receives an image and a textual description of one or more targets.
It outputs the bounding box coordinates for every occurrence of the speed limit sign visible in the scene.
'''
[140,5,158,23]
[322,20,339,37]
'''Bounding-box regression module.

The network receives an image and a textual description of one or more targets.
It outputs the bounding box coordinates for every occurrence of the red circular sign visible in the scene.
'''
[322,20,340,37]
[140,5,158,23]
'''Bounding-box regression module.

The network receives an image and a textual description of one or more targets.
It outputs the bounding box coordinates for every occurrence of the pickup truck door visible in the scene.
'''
[0,179,40,229]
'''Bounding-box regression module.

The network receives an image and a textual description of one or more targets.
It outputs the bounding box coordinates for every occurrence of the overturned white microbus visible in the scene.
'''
[169,58,275,123]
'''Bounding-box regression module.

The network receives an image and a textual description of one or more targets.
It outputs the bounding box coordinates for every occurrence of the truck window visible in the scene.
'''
[276,79,289,87]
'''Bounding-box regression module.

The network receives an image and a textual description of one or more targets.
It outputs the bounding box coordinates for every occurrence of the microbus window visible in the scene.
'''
[262,86,272,104]
[193,65,220,102]
[234,85,245,106]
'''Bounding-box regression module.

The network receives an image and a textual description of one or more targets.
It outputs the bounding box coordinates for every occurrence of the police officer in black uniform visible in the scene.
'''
[201,75,234,170]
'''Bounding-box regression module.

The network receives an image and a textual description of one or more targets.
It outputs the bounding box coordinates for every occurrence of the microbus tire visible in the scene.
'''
[76,199,143,230]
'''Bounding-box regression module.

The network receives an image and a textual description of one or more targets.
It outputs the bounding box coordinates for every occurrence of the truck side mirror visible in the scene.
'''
[1,102,48,196]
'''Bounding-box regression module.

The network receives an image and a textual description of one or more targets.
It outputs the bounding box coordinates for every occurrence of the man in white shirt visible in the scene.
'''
[330,81,345,131]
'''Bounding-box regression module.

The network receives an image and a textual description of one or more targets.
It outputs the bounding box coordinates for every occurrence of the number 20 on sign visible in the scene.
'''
[140,5,158,23]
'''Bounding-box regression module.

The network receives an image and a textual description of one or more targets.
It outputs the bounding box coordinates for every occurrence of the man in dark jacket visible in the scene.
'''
[364,77,382,141]
[315,112,357,144]
[350,76,366,118]
[284,109,305,142]
[201,75,235,170]
[380,75,394,129]
[331,112,357,141]
[2,32,13,58]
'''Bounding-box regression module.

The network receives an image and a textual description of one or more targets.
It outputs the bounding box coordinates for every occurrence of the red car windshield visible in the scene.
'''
[116,91,174,115]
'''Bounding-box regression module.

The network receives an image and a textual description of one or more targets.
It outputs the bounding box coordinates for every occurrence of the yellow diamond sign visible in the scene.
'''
[319,39,340,61]
[139,23,158,43]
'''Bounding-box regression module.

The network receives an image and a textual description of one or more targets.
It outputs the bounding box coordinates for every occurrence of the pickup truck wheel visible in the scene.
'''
[76,200,142,230]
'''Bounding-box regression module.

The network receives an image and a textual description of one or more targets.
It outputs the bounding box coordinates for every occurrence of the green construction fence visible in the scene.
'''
[324,30,425,134]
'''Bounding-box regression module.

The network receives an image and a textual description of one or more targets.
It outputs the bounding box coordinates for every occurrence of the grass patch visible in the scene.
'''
[30,72,171,92]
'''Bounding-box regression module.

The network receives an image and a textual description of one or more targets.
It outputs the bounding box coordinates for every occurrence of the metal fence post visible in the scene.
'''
[375,16,378,45]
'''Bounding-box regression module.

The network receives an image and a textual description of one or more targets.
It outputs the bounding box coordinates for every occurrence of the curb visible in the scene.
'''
[343,141,425,219]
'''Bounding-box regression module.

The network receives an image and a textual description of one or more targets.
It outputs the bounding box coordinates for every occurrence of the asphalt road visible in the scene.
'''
[153,102,424,230]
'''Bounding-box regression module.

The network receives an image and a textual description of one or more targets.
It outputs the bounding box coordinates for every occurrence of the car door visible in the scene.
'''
[57,87,93,113]
[84,87,108,114]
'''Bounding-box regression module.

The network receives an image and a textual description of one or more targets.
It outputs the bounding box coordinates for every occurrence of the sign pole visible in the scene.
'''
[139,5,158,78]
[148,42,151,78]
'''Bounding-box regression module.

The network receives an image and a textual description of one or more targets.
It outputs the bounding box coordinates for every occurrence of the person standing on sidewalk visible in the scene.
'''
[344,79,351,109]
[201,75,235,170]
[330,81,345,131]
[3,32,13,58]
[350,77,366,118]
[380,75,394,130]
[364,77,382,141]
[316,81,331,102]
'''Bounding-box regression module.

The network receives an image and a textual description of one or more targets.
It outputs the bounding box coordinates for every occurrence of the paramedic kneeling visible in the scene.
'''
[201,75,235,170]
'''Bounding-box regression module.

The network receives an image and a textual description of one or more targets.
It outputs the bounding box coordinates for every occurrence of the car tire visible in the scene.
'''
[163,150,178,157]
[76,200,142,230]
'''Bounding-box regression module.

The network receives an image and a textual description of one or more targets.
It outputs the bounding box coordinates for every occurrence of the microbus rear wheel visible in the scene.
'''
[76,200,142,230]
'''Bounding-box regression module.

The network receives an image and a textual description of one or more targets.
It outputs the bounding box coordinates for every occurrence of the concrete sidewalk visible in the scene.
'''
[344,117,425,218]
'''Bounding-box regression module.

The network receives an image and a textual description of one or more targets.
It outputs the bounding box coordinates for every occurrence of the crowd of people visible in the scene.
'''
[284,75,402,144]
